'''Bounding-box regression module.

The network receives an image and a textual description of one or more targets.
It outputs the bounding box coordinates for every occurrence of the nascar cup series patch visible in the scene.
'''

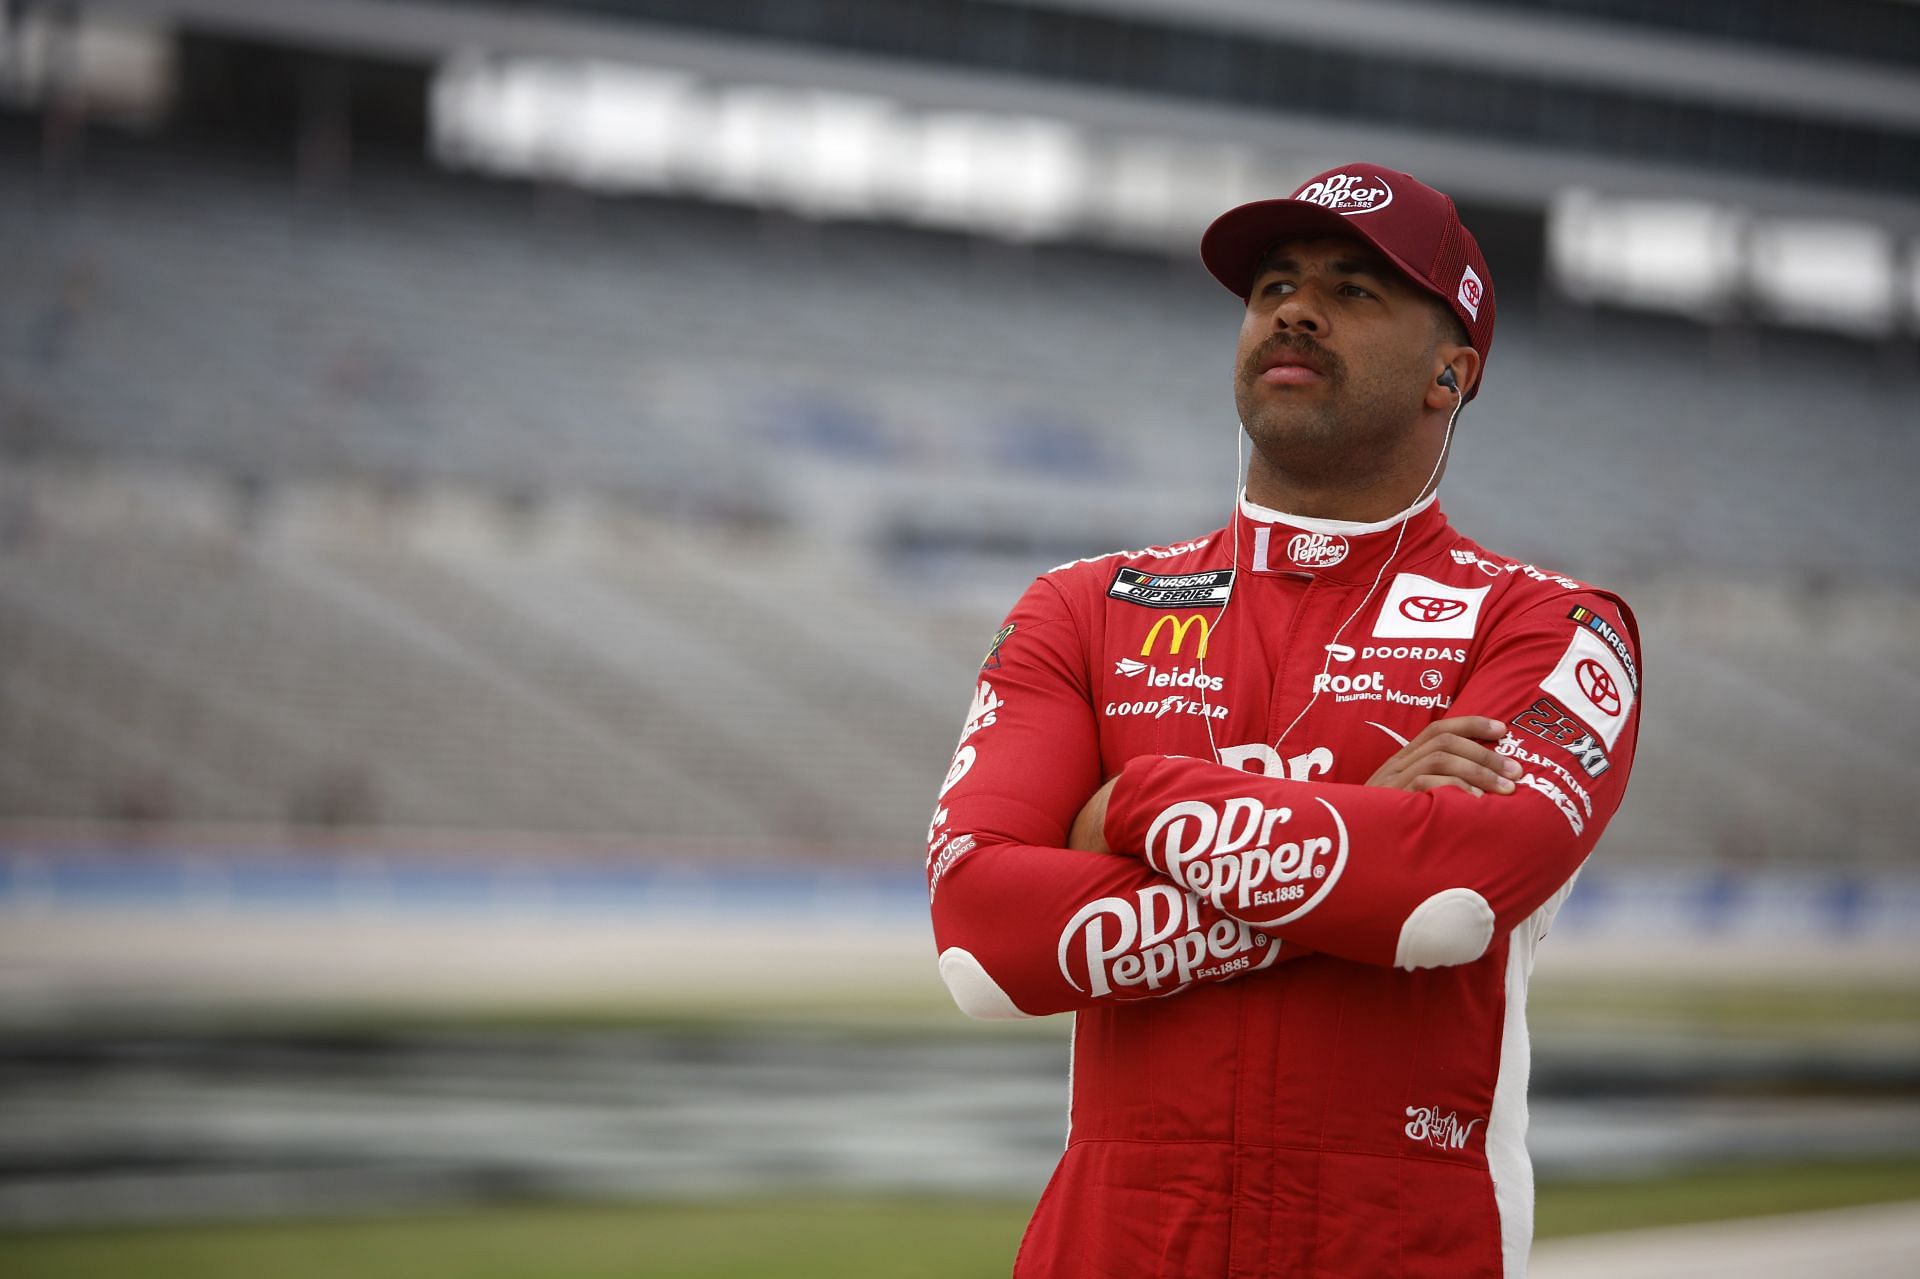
[1108,567,1234,608]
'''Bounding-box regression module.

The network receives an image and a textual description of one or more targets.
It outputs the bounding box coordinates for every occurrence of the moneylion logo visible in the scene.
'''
[1142,613,1212,658]
[1294,171,1394,214]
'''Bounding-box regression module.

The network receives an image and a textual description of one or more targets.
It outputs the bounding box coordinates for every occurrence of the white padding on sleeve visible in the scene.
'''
[938,947,1031,1020]
[1395,887,1496,970]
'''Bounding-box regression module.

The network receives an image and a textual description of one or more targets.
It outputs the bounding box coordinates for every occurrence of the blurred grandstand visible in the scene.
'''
[3,0,1919,876]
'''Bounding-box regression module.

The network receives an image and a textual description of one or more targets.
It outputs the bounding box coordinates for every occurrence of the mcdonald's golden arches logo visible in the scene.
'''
[1141,613,1212,659]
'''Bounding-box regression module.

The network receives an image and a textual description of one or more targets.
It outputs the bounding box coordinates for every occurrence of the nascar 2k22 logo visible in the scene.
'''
[1144,796,1350,925]
[1059,884,1280,999]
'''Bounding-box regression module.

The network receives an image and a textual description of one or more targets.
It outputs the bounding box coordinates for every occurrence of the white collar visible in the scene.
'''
[1237,489,1438,536]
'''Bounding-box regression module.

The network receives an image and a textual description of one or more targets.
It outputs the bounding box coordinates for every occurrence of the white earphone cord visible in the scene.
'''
[1199,386,1465,767]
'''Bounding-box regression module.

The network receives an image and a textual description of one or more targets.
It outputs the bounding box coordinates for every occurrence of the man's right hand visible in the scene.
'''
[1364,716,1522,797]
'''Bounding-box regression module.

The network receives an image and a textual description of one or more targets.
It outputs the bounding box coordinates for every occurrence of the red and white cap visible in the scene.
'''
[1201,163,1496,399]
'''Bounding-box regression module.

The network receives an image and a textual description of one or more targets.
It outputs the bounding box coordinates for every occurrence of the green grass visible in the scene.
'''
[70,976,1920,1045]
[5,1158,1920,1278]
[1529,978,1920,1045]
[0,1198,1029,1279]
[1535,1154,1920,1238]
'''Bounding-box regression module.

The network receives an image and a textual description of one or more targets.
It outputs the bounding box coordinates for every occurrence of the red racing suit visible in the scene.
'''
[926,494,1642,1279]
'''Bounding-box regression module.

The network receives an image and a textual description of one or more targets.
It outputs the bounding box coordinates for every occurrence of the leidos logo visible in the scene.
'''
[1295,171,1394,214]
[1142,613,1212,658]
[1115,658,1224,692]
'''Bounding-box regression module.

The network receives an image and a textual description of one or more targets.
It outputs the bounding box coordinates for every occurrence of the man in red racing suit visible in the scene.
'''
[925,164,1642,1278]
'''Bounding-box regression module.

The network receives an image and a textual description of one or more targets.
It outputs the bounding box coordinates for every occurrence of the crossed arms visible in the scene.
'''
[926,576,1641,1019]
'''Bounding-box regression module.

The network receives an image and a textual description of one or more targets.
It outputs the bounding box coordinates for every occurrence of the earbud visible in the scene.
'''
[1437,366,1459,393]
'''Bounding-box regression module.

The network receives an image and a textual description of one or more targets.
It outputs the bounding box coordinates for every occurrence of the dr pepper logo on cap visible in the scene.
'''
[1291,172,1393,214]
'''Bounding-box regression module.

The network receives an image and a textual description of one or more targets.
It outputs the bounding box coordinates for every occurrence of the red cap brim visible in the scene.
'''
[1200,199,1440,311]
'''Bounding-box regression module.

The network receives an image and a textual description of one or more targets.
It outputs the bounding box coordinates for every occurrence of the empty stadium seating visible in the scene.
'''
[1,127,1916,866]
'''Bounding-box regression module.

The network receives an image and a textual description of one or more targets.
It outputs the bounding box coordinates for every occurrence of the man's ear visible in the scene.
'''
[1426,345,1482,410]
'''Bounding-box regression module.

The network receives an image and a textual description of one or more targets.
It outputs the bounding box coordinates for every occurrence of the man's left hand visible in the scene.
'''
[1068,777,1119,854]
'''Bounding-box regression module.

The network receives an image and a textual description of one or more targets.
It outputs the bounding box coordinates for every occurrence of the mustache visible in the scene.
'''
[1241,334,1343,383]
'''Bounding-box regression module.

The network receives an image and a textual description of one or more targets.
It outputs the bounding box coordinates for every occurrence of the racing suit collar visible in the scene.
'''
[1235,489,1450,580]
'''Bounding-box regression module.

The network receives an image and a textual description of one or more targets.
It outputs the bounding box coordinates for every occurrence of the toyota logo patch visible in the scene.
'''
[1575,659,1621,716]
[1400,596,1469,624]
[1374,573,1489,640]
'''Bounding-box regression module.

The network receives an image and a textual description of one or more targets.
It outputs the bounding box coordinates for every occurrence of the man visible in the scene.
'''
[925,162,1642,1278]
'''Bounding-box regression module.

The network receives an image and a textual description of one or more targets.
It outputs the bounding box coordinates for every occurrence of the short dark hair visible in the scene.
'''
[1429,295,1470,350]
